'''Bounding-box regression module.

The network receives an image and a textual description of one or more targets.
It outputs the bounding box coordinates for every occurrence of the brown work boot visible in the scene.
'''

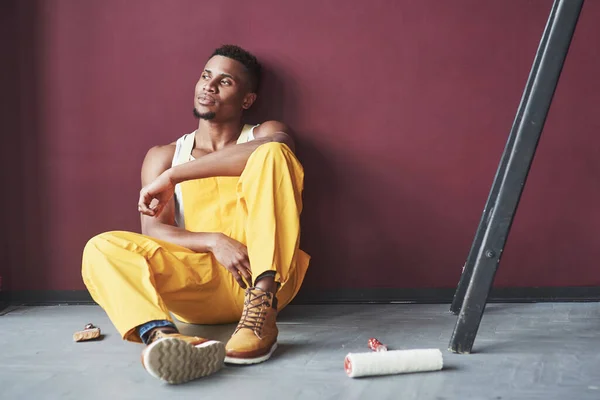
[141,330,225,384]
[225,287,279,365]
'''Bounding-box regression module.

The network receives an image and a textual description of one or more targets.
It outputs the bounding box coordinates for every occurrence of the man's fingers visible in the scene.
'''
[238,263,252,285]
[231,269,247,289]
[151,201,164,218]
[149,198,160,209]
[239,259,252,280]
[138,191,155,216]
[244,271,253,288]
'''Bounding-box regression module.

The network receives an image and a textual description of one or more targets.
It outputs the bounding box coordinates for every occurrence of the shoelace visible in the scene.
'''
[235,290,272,336]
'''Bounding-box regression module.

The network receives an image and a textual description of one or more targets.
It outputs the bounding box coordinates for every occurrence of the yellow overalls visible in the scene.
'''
[82,125,310,342]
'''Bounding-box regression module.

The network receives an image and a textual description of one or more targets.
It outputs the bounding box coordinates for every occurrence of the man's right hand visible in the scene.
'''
[210,233,252,289]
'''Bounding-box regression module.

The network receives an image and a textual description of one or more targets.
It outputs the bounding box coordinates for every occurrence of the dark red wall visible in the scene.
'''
[6,0,600,292]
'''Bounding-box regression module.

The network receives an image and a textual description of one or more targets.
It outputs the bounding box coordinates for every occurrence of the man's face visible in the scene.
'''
[193,55,256,121]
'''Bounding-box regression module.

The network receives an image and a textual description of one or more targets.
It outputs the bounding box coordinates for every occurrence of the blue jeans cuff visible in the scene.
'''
[137,320,177,344]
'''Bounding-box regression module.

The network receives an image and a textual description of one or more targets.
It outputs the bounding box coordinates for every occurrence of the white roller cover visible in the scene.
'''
[345,349,443,378]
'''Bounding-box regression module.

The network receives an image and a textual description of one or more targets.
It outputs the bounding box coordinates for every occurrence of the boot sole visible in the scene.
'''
[143,338,225,384]
[224,342,278,365]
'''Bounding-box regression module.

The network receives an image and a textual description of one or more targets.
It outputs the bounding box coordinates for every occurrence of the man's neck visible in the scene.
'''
[195,119,244,152]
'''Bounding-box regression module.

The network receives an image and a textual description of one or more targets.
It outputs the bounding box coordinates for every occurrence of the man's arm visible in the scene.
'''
[167,120,294,184]
[138,121,293,217]
[140,145,219,253]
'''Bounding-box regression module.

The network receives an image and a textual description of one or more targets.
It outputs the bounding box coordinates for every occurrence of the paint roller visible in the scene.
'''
[344,338,443,378]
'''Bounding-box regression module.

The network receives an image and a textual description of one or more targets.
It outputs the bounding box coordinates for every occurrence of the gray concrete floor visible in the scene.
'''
[1,303,599,400]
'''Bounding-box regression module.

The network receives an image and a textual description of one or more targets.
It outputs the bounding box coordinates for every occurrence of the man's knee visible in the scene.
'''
[83,231,124,257]
[82,231,128,280]
[252,142,293,163]
[248,142,303,176]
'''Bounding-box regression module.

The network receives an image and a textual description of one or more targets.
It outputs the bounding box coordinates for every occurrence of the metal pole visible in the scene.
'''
[450,0,559,314]
[449,0,584,354]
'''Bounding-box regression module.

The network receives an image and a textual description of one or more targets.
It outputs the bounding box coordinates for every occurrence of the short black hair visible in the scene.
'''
[211,45,261,93]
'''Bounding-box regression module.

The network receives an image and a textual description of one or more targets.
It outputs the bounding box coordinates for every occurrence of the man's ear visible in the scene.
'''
[242,93,257,110]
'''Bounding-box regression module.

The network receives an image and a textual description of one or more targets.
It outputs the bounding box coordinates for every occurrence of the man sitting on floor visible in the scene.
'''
[82,44,310,384]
